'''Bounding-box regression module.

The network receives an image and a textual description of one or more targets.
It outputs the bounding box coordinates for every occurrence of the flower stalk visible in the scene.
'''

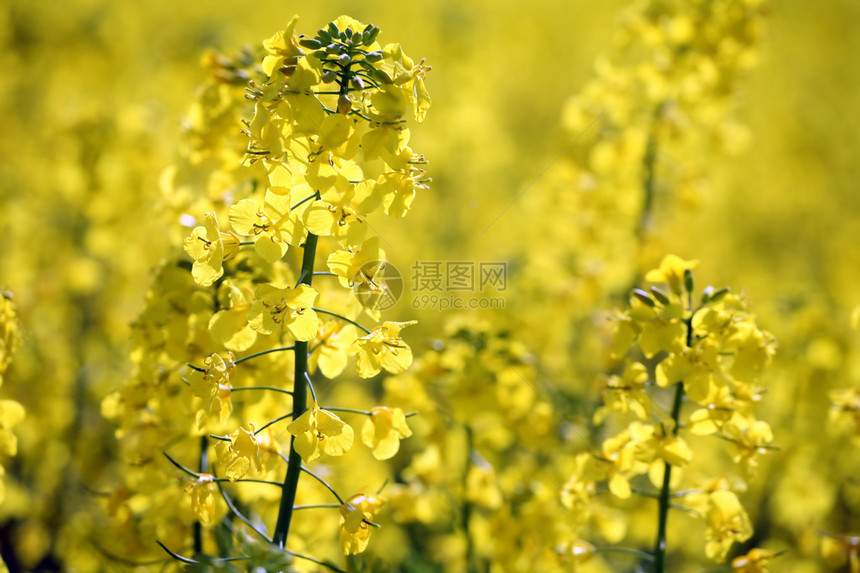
[273,232,318,548]
[653,377,685,572]
[653,293,693,571]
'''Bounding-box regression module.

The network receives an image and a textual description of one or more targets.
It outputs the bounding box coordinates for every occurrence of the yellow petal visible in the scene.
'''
[0,400,25,429]
[229,200,262,236]
[255,234,288,263]
[287,309,319,342]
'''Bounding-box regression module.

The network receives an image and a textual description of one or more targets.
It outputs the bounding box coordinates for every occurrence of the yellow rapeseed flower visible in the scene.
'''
[287,402,354,462]
[189,352,235,425]
[184,474,217,525]
[731,548,775,572]
[248,283,319,341]
[354,321,416,378]
[184,212,239,286]
[215,424,263,482]
[703,490,753,561]
[645,254,699,296]
[339,492,384,555]
[361,406,412,460]
[229,191,302,263]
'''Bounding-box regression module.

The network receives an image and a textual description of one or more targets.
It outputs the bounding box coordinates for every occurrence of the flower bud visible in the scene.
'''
[337,94,353,114]
[362,24,380,46]
[632,289,656,307]
[709,287,730,303]
[299,37,323,50]
[684,268,694,294]
[650,286,671,305]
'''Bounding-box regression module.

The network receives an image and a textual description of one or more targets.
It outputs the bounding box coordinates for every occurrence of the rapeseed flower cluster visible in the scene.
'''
[100,15,430,568]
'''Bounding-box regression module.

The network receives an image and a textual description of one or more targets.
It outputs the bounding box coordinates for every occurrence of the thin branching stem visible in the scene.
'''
[231,385,293,396]
[312,307,372,334]
[596,546,656,561]
[291,192,319,211]
[234,345,296,365]
[305,371,318,403]
[323,406,372,416]
[293,503,342,510]
[163,452,199,478]
[255,413,293,435]
[216,480,272,542]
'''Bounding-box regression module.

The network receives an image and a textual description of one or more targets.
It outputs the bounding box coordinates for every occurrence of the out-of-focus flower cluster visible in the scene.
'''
[563,255,776,564]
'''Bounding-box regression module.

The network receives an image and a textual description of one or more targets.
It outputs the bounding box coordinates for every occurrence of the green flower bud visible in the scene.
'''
[337,94,352,114]
[709,287,730,303]
[362,24,380,46]
[650,286,671,305]
[299,37,323,50]
[632,289,656,307]
[684,268,694,294]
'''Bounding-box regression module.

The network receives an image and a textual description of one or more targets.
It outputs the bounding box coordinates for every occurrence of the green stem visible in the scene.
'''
[462,425,478,573]
[638,103,663,242]
[652,380,685,572]
[322,406,373,416]
[312,307,372,334]
[272,233,318,548]
[254,413,293,435]
[653,309,693,572]
[595,546,656,561]
[234,345,296,365]
[321,406,417,417]
[193,435,207,556]
[293,503,342,510]
[291,192,319,211]
[230,385,293,396]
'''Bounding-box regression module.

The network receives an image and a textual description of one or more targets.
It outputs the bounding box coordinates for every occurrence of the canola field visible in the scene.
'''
[1,1,859,571]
